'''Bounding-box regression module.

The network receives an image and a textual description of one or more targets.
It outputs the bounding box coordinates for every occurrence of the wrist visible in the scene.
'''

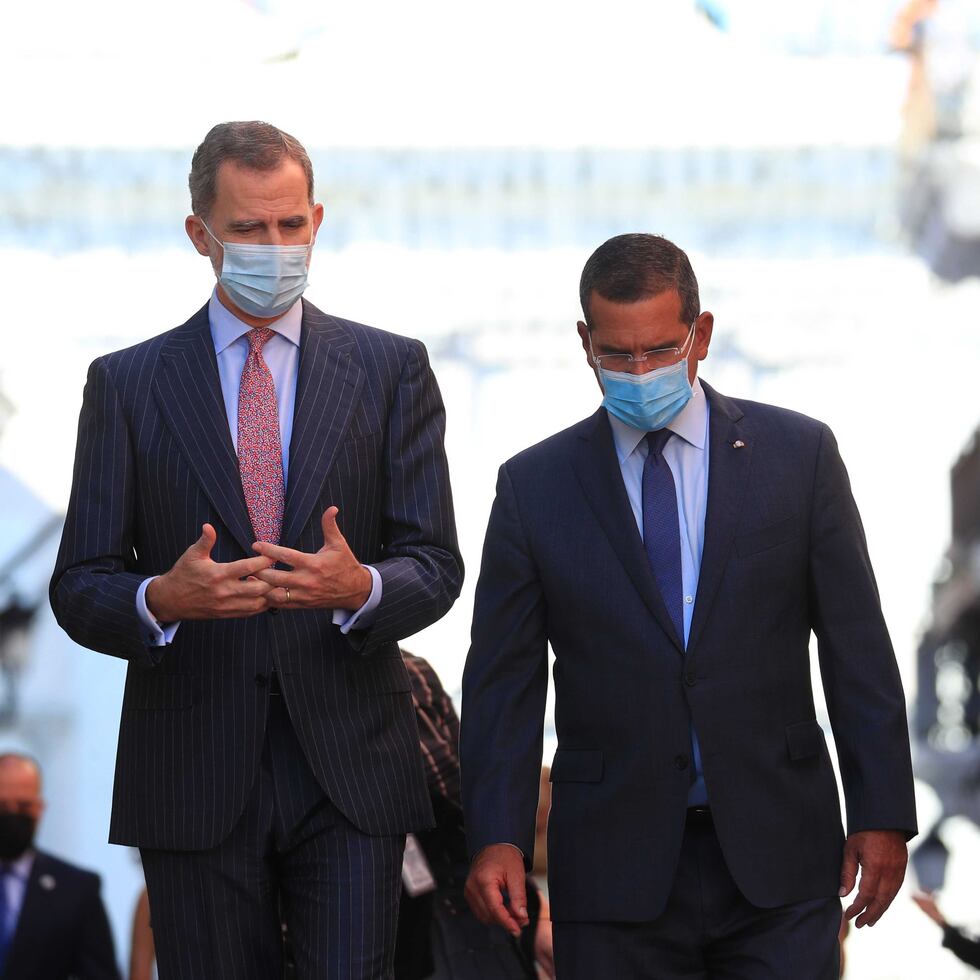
[346,565,372,610]
[146,574,175,623]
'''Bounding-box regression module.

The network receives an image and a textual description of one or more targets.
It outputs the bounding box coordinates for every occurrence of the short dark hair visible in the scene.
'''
[188,121,315,219]
[579,233,700,329]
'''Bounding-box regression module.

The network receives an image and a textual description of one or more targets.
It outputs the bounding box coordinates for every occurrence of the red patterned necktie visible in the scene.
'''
[238,327,284,545]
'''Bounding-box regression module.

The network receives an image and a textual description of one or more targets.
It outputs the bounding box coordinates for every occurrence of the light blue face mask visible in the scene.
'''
[202,221,312,318]
[590,329,695,431]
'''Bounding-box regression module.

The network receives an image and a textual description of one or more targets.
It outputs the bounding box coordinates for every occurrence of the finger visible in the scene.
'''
[483,881,522,936]
[252,568,299,589]
[220,554,277,579]
[320,506,345,547]
[189,523,217,559]
[235,578,276,598]
[845,868,880,923]
[504,863,529,929]
[464,877,492,924]
[252,541,306,567]
[838,843,859,898]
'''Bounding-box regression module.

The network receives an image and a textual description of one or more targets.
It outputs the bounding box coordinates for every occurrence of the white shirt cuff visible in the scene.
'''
[136,577,181,647]
[332,565,382,634]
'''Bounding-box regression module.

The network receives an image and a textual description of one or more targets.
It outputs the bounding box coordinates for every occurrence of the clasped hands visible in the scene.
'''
[145,507,371,623]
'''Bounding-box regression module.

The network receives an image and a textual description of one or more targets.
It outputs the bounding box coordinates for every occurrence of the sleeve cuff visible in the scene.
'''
[332,565,383,634]
[136,577,180,647]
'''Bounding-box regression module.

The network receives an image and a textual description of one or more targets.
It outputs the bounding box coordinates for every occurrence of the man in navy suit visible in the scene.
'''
[51,121,462,978]
[461,234,916,978]
[0,753,119,980]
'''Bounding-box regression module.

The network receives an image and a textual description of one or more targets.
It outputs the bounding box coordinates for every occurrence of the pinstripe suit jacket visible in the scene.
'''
[50,300,463,850]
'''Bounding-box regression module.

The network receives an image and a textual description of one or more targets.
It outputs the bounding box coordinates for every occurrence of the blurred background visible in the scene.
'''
[2,0,980,974]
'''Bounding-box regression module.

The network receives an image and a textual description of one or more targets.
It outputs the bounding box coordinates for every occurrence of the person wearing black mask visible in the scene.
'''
[0,753,120,979]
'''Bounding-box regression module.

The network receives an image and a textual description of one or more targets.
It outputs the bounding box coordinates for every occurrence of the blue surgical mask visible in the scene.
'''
[202,221,312,318]
[597,356,693,431]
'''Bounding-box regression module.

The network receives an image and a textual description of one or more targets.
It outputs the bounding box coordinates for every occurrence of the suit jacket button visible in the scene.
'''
[684,671,697,687]
[255,673,268,688]
[674,755,688,770]
[269,607,280,616]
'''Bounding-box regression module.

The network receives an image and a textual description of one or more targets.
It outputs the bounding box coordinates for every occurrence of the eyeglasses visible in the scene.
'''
[590,318,698,373]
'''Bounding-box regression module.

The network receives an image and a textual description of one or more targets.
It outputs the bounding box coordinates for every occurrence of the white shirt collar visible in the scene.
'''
[607,376,708,464]
[208,288,303,356]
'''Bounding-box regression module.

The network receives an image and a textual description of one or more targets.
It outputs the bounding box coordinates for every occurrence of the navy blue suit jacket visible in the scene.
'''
[51,300,463,849]
[4,850,119,980]
[461,382,916,922]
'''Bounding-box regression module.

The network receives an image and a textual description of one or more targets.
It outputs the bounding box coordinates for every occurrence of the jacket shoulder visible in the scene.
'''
[302,301,423,360]
[31,850,101,891]
[92,303,210,377]
[501,413,601,477]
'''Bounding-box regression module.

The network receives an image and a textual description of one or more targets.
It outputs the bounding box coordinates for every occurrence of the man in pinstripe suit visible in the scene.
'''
[50,121,463,979]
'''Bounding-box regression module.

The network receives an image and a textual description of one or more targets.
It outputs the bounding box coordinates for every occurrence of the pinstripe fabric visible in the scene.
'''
[50,299,463,851]
[141,695,405,980]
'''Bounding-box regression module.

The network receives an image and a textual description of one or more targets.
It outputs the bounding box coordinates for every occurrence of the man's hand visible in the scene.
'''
[911,892,948,928]
[839,829,908,928]
[464,844,529,938]
[145,524,275,622]
[253,507,372,610]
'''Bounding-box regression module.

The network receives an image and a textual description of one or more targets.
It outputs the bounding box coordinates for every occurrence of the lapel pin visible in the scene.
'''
[39,874,56,891]
[733,440,745,449]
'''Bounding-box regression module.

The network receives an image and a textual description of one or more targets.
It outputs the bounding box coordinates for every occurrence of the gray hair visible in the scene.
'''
[188,121,315,219]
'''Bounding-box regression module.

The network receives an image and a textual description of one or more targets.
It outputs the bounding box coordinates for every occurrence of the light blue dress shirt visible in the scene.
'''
[607,377,710,806]
[135,290,381,645]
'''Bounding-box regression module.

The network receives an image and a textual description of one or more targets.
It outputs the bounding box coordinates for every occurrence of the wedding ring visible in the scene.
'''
[284,587,291,604]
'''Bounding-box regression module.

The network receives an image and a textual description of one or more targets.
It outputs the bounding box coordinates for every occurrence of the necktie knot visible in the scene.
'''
[246,327,276,354]
[646,428,673,458]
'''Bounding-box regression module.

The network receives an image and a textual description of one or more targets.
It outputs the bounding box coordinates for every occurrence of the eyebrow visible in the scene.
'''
[597,338,686,355]
[225,216,309,232]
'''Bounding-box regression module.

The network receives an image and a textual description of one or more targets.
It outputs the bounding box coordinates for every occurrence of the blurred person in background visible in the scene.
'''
[913,891,980,970]
[50,120,462,979]
[396,650,553,980]
[461,233,917,979]
[0,752,119,980]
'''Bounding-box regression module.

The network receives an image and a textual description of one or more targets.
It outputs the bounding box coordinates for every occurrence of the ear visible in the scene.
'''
[185,215,212,258]
[577,321,593,364]
[693,312,713,362]
[311,202,325,241]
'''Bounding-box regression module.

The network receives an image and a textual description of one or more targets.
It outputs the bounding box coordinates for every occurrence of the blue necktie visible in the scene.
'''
[642,429,683,643]
[0,864,11,974]
[642,430,709,805]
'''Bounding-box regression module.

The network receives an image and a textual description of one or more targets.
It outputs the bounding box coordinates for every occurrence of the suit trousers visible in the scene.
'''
[141,685,406,980]
[552,813,841,980]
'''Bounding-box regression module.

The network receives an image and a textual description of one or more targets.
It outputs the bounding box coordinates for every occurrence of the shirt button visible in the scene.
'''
[684,595,693,604]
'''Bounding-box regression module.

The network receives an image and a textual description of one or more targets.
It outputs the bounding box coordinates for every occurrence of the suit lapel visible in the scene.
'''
[687,381,753,654]
[152,304,257,555]
[571,410,685,653]
[280,302,364,549]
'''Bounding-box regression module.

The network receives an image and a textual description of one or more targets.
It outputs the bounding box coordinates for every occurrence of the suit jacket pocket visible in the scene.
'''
[549,749,604,783]
[785,720,827,761]
[736,517,797,558]
[347,656,413,695]
[125,674,196,710]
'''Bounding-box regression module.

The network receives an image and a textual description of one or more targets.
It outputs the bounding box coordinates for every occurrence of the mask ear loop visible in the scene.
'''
[199,219,225,253]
